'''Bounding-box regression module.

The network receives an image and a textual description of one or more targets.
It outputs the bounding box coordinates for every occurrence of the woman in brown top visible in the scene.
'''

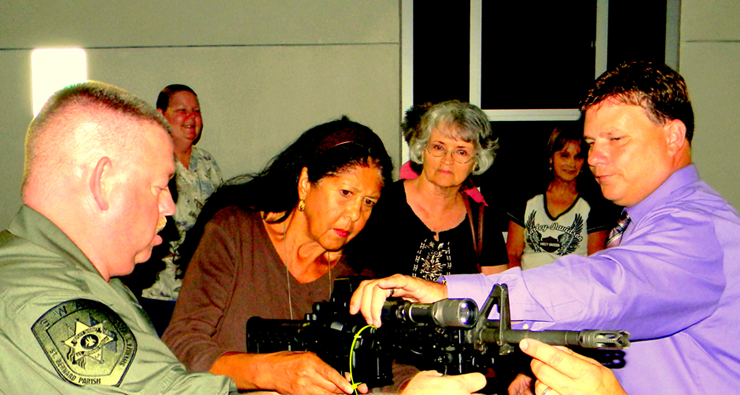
[162,117,393,395]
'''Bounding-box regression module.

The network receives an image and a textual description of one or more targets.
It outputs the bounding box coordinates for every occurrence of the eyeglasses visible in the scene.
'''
[425,143,476,164]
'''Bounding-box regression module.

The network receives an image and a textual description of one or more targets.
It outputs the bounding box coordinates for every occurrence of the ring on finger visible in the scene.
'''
[542,386,554,395]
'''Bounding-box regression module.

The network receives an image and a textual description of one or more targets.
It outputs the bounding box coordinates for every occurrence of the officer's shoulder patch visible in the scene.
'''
[32,299,137,387]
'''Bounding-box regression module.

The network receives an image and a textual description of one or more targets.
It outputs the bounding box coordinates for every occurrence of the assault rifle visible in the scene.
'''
[246,278,630,391]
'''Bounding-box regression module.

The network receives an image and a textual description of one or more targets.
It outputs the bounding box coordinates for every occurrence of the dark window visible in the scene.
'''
[409,1,668,230]
[607,0,667,68]
[480,1,597,110]
[413,1,470,104]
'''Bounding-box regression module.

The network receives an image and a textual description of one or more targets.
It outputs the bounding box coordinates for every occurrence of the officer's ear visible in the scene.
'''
[90,157,112,211]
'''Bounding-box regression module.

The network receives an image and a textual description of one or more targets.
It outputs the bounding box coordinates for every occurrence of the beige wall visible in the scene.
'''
[0,1,401,229]
[680,0,740,210]
[0,51,30,230]
[2,1,739,230]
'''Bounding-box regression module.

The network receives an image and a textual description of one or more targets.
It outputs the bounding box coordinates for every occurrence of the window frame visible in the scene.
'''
[400,0,680,120]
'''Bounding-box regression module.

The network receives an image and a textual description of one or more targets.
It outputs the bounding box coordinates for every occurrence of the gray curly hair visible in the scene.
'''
[408,100,497,175]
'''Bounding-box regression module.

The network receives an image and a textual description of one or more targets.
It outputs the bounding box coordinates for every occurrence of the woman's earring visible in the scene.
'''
[298,200,306,211]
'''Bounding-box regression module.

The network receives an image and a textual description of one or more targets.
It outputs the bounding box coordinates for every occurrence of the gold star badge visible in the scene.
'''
[63,320,114,366]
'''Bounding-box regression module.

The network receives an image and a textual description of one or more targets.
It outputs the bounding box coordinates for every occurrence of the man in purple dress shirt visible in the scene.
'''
[351,61,740,395]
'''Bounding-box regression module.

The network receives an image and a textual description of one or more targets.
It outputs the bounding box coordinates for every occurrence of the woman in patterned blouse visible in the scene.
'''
[134,84,223,336]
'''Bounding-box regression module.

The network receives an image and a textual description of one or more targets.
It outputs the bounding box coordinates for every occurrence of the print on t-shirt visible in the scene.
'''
[525,210,584,256]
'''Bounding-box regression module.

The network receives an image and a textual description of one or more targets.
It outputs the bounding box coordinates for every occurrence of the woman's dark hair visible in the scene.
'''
[546,127,588,164]
[156,84,197,111]
[156,84,202,145]
[401,102,433,144]
[401,102,433,175]
[545,126,598,196]
[175,116,393,277]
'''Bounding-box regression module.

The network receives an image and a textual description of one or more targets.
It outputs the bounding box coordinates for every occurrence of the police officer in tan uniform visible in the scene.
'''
[0,82,236,394]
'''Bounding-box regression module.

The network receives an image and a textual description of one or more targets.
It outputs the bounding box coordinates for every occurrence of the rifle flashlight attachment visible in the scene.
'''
[382,298,478,328]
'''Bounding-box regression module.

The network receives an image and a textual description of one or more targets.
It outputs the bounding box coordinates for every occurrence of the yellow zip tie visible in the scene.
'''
[349,325,376,395]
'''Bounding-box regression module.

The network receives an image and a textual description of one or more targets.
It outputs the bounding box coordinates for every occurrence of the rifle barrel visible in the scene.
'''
[481,329,630,350]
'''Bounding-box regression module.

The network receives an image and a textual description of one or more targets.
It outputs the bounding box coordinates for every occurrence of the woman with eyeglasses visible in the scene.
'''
[350,100,508,280]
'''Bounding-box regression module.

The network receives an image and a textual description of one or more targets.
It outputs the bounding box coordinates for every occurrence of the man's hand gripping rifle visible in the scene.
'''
[385,283,630,378]
[246,278,630,389]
